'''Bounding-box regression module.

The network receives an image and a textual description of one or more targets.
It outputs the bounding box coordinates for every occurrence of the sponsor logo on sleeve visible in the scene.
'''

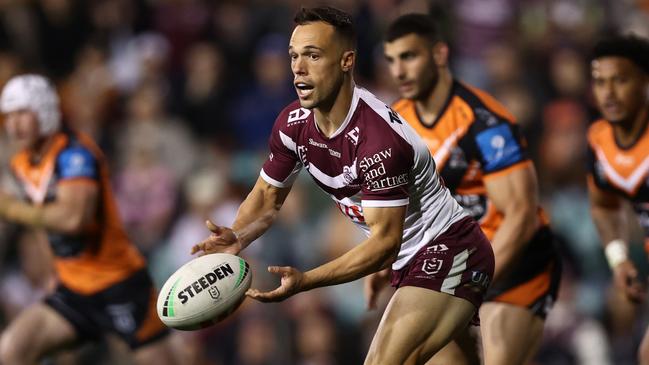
[475,124,522,171]
[287,108,311,126]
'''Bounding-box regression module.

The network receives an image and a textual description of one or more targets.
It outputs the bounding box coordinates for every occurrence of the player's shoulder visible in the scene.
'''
[57,133,98,169]
[356,87,401,126]
[455,81,516,126]
[274,100,312,130]
[587,119,611,145]
[355,88,416,152]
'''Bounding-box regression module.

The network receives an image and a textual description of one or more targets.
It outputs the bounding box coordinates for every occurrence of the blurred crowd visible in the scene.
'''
[0,0,648,364]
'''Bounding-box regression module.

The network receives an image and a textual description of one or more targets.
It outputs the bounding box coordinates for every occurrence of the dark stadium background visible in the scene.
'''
[0,0,648,364]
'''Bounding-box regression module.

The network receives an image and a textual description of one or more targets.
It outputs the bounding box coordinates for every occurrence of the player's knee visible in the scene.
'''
[0,330,30,365]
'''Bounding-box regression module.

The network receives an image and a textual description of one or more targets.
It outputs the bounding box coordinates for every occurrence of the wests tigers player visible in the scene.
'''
[366,14,562,365]
[587,34,649,364]
[192,6,494,365]
[0,75,176,365]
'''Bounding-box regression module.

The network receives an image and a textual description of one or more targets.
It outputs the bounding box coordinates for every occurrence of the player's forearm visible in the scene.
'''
[1,200,87,234]
[591,204,628,245]
[491,204,538,282]
[231,189,282,250]
[300,235,400,291]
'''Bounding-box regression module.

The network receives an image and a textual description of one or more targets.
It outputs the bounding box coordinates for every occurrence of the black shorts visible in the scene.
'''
[485,226,562,318]
[45,269,169,349]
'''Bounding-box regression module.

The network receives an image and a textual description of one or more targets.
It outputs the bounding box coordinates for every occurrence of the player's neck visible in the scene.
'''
[27,134,56,163]
[612,105,649,148]
[415,69,453,125]
[314,78,355,138]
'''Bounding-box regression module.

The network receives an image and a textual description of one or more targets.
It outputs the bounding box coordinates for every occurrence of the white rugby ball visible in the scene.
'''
[157,253,252,330]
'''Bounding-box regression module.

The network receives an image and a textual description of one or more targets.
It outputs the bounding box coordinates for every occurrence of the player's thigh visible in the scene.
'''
[480,302,544,365]
[425,325,480,365]
[0,303,78,362]
[133,336,178,365]
[365,286,476,365]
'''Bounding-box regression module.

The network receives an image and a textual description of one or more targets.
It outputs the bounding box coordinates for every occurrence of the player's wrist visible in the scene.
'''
[605,239,629,269]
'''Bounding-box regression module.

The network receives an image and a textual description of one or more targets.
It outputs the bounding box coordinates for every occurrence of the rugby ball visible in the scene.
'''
[157,253,252,330]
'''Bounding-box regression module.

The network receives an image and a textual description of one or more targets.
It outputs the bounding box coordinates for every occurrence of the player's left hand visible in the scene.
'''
[246,266,304,302]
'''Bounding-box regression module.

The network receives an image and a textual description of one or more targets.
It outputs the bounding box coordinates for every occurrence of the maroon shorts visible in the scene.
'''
[391,216,495,309]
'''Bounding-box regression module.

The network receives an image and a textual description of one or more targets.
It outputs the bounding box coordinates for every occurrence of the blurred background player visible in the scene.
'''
[192,6,494,365]
[365,14,562,365]
[0,74,177,365]
[587,34,649,365]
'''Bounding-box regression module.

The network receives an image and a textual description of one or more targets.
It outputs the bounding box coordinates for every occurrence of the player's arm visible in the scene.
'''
[485,163,539,282]
[588,176,644,301]
[247,205,406,302]
[0,182,98,235]
[191,176,292,256]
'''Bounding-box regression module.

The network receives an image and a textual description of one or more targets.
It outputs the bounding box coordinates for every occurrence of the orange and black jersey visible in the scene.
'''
[393,80,550,240]
[587,118,649,238]
[10,128,146,295]
[394,81,560,312]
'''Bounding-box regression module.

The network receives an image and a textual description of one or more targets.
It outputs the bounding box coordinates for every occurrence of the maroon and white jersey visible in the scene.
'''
[261,87,467,269]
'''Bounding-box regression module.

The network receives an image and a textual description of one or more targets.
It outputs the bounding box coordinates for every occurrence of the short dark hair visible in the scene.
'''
[385,13,442,44]
[293,6,356,49]
[591,34,649,74]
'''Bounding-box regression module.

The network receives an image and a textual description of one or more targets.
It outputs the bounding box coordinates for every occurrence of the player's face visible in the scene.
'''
[384,34,438,100]
[289,22,351,109]
[592,56,648,124]
[4,109,40,149]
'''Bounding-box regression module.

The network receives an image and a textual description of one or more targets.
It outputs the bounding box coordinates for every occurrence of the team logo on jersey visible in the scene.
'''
[422,258,443,275]
[346,127,360,145]
[343,166,355,184]
[287,108,311,126]
[614,153,634,166]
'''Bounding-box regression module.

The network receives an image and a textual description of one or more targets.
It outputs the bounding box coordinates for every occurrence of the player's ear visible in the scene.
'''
[432,42,449,68]
[341,50,355,73]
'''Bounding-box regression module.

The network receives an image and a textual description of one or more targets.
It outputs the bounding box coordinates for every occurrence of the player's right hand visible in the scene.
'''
[364,268,391,310]
[190,220,242,256]
[612,260,646,303]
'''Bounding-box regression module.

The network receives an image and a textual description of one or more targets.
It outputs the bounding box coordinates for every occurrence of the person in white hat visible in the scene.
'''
[0,74,178,365]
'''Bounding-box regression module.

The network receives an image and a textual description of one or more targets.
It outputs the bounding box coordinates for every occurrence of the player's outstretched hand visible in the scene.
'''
[613,260,646,303]
[246,266,304,302]
[364,268,391,310]
[191,220,242,256]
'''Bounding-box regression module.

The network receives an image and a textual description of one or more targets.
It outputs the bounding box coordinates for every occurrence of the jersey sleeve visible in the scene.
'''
[586,143,612,191]
[359,138,413,208]
[260,113,303,188]
[56,145,99,181]
[471,112,529,176]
